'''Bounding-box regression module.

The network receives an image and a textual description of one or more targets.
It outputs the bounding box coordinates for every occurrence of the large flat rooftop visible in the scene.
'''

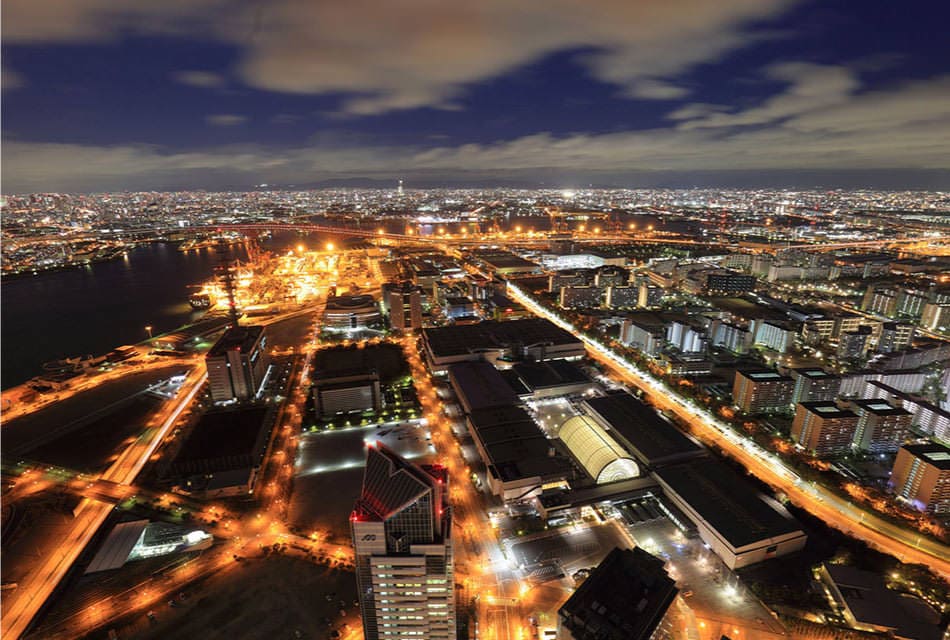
[448,361,520,412]
[467,405,573,483]
[170,405,270,475]
[655,459,803,550]
[207,325,264,357]
[511,359,589,391]
[423,318,581,358]
[583,392,704,466]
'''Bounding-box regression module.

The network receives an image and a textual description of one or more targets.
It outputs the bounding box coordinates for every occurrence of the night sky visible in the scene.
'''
[3,0,949,193]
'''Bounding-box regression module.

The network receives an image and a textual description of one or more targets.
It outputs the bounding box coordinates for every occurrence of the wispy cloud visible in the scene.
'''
[173,70,226,89]
[5,73,948,193]
[4,0,796,114]
[205,113,247,126]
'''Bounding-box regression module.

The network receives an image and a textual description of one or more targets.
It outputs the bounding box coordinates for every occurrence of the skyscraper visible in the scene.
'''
[352,444,455,639]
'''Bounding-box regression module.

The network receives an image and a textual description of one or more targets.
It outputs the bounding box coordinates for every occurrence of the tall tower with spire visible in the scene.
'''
[397,179,404,197]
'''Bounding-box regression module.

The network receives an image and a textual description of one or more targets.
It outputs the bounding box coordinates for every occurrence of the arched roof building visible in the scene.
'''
[558,415,640,484]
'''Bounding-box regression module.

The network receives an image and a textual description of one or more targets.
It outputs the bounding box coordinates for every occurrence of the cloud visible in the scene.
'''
[2,66,25,90]
[5,73,948,193]
[3,0,796,114]
[1,0,227,43]
[676,62,860,130]
[172,70,226,89]
[624,80,689,100]
[206,114,247,126]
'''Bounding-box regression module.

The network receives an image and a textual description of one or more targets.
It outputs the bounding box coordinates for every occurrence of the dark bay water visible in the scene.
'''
[0,242,239,389]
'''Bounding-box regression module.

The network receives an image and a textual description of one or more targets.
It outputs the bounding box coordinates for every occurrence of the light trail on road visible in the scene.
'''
[1,370,207,639]
[505,282,950,579]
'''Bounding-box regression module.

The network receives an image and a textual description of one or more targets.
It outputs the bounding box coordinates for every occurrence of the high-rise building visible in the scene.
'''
[791,402,860,457]
[205,325,270,403]
[559,285,604,309]
[837,326,872,361]
[790,367,841,404]
[637,282,663,309]
[876,322,914,354]
[890,442,950,514]
[753,320,795,353]
[921,302,950,332]
[352,444,455,640]
[850,399,912,454]
[387,282,423,331]
[732,370,794,414]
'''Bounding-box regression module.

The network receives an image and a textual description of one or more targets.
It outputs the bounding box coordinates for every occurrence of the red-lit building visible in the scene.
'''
[351,444,455,640]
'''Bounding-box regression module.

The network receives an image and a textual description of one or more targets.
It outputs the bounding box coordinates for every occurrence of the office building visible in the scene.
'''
[387,282,423,331]
[558,547,677,640]
[889,442,950,514]
[790,367,841,404]
[850,399,912,454]
[352,444,455,640]
[791,402,860,457]
[732,370,795,414]
[313,371,383,418]
[205,325,270,403]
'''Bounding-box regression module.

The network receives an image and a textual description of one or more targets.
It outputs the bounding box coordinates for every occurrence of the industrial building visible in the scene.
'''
[558,415,641,484]
[507,359,593,398]
[467,405,575,500]
[422,318,584,371]
[351,445,455,640]
[166,405,273,497]
[654,459,807,569]
[583,392,705,468]
[205,325,270,403]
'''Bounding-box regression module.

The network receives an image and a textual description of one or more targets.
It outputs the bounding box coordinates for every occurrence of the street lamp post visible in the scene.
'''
[145,325,153,339]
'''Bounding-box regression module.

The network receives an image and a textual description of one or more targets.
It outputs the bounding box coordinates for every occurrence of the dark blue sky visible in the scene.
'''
[3,0,949,192]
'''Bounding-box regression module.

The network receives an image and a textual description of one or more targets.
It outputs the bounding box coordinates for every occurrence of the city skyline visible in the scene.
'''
[4,0,950,193]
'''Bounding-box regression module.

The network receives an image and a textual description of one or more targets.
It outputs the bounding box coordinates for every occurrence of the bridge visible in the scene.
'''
[182,222,949,253]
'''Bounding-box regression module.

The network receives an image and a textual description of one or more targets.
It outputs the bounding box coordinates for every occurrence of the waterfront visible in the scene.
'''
[0,242,241,389]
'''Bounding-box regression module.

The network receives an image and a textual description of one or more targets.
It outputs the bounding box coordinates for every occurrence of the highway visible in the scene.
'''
[400,337,523,640]
[505,282,950,579]
[1,368,207,639]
